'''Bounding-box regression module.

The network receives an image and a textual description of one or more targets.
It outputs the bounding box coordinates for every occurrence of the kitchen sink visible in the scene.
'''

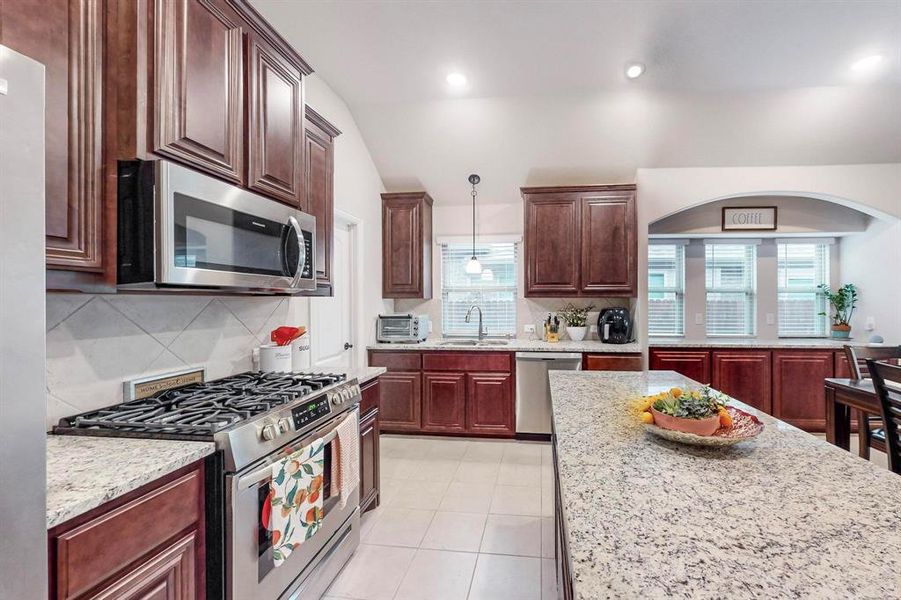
[438,339,509,346]
[477,340,510,346]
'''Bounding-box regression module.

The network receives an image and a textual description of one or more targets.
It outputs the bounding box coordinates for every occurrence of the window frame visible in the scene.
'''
[704,242,758,337]
[647,243,686,337]
[776,241,831,338]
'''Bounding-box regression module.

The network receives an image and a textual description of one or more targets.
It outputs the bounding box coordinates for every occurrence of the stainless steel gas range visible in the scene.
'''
[55,371,362,600]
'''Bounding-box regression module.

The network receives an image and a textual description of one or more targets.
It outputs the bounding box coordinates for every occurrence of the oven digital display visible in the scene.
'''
[292,398,330,429]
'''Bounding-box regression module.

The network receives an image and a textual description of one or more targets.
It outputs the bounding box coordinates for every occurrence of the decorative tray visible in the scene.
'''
[645,406,764,447]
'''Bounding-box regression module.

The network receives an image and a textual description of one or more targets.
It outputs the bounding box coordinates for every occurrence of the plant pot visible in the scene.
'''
[649,407,721,436]
[567,326,587,341]
[831,324,851,339]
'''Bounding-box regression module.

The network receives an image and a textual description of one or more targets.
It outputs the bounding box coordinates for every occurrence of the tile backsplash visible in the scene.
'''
[46,293,308,429]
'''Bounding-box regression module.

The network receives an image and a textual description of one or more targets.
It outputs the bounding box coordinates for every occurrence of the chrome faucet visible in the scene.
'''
[465,305,487,340]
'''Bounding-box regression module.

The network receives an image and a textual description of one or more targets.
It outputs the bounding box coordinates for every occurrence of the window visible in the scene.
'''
[647,244,685,336]
[705,243,756,336]
[441,242,517,337]
[777,242,830,337]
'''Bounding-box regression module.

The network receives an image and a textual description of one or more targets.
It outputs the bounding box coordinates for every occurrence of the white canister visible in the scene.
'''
[259,344,293,372]
[292,333,311,371]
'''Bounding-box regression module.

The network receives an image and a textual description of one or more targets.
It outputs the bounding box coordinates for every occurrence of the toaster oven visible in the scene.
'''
[376,314,429,343]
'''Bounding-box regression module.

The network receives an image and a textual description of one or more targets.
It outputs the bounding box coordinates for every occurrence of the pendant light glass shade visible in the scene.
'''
[465,256,482,274]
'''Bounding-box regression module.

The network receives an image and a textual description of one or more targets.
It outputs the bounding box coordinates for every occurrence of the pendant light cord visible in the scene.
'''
[471,183,477,257]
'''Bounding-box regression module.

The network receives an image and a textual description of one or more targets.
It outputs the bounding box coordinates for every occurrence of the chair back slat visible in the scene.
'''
[867,359,901,475]
[844,345,901,379]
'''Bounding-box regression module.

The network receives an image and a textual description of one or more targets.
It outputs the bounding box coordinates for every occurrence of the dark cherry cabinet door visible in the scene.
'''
[305,108,340,290]
[246,34,303,206]
[359,407,380,513]
[583,354,642,371]
[711,351,772,413]
[152,0,244,183]
[378,372,422,431]
[467,373,515,437]
[772,350,833,431]
[834,351,852,378]
[89,532,196,600]
[382,193,433,299]
[649,349,712,384]
[579,193,636,296]
[0,0,105,272]
[523,195,580,296]
[422,372,467,433]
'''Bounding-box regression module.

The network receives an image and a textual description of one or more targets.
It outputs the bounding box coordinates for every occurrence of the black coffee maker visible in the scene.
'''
[597,307,634,344]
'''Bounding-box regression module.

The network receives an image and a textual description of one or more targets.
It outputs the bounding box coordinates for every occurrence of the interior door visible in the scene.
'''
[312,221,354,368]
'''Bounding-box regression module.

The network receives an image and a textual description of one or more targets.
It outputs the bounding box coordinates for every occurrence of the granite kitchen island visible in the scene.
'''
[548,370,901,599]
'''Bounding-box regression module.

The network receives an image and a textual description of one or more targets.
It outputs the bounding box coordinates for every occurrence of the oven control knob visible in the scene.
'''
[329,392,341,406]
[261,423,277,441]
[277,418,292,434]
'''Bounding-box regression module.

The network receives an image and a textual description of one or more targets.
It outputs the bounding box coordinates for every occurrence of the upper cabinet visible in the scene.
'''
[382,192,434,299]
[305,107,341,293]
[522,185,637,297]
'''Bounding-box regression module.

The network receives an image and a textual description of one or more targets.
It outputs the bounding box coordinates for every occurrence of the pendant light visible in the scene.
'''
[465,174,482,274]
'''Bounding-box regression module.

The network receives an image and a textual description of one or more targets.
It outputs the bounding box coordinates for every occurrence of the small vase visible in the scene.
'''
[567,326,587,341]
[831,324,851,339]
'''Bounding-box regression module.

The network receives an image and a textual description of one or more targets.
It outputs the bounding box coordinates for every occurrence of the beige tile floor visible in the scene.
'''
[325,436,556,600]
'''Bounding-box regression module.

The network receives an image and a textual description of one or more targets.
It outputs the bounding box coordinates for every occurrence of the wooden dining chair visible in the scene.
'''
[867,360,901,475]
[843,345,901,459]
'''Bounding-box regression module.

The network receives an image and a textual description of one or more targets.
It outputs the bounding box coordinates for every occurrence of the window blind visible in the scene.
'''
[777,243,829,337]
[441,242,517,337]
[647,244,685,336]
[705,244,756,336]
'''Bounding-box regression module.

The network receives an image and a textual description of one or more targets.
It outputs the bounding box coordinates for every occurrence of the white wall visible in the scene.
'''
[637,164,901,351]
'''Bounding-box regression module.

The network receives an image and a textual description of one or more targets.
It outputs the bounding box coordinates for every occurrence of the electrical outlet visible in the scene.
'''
[866,316,876,331]
[589,325,598,333]
[428,321,433,333]
[695,313,704,325]
[766,313,775,326]
[524,324,536,334]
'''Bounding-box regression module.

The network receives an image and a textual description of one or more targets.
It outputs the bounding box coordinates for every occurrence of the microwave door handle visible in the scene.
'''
[287,216,306,289]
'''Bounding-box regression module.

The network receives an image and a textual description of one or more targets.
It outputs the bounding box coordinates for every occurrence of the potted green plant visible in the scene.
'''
[558,303,595,341]
[817,283,858,339]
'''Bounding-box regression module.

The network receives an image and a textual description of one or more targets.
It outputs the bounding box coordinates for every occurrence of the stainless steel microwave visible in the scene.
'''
[117,160,316,293]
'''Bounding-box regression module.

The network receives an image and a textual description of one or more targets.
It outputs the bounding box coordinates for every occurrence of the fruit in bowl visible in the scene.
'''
[638,386,731,436]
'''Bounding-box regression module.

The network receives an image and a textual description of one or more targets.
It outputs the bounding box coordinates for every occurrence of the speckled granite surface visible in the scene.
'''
[649,337,862,349]
[549,370,901,599]
[369,339,642,354]
[337,366,386,384]
[47,435,215,529]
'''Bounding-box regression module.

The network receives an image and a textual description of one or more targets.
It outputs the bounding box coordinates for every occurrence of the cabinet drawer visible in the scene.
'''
[422,352,512,372]
[583,354,642,371]
[55,469,202,599]
[369,352,422,371]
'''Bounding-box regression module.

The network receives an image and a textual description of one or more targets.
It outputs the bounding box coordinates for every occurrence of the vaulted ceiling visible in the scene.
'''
[254,0,901,204]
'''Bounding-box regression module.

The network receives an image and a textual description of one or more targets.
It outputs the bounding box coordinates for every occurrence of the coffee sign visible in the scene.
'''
[721,207,777,231]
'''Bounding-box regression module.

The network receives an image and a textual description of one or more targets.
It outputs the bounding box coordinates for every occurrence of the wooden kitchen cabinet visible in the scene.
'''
[378,371,422,431]
[48,463,205,600]
[382,192,434,299]
[649,349,712,384]
[834,351,852,378]
[772,350,834,431]
[422,372,468,432]
[711,350,772,413]
[583,353,643,371]
[359,378,381,514]
[305,107,341,293]
[467,373,515,436]
[521,185,637,297]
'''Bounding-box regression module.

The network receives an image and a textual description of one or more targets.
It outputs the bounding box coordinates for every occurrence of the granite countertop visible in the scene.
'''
[368,338,642,354]
[648,337,858,349]
[338,365,386,384]
[47,435,215,529]
[548,370,901,599]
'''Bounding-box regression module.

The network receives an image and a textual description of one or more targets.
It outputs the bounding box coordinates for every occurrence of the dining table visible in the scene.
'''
[824,377,880,454]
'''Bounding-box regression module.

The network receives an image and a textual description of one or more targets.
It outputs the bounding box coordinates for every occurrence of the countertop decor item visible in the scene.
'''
[544,313,561,343]
[645,407,764,446]
[465,174,482,275]
[818,283,858,339]
[558,303,594,342]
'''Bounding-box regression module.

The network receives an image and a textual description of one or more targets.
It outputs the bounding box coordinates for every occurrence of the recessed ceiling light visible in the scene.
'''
[625,62,645,80]
[850,54,884,72]
[446,72,467,87]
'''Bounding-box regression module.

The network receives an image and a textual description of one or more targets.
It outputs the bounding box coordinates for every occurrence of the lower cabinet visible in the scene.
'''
[378,371,422,431]
[49,463,205,600]
[649,349,711,384]
[711,351,772,413]
[467,373,515,436]
[359,378,381,514]
[422,372,468,432]
[583,353,642,371]
[772,350,834,431]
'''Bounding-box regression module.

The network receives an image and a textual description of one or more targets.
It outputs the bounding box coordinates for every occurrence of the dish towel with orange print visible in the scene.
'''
[329,411,360,509]
[269,437,325,567]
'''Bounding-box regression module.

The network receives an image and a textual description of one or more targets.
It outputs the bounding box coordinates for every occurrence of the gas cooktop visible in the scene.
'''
[55,371,348,438]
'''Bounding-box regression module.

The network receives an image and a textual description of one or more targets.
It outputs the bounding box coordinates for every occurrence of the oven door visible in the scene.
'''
[157,160,316,292]
[226,409,360,600]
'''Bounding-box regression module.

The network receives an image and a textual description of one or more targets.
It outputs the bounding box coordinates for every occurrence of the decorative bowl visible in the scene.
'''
[649,407,721,436]
[645,407,764,447]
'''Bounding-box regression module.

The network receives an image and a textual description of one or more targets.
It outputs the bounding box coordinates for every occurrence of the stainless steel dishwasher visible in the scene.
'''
[515,352,582,434]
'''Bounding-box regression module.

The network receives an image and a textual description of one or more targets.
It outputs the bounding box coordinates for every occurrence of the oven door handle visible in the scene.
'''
[237,420,353,491]
[287,215,306,289]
